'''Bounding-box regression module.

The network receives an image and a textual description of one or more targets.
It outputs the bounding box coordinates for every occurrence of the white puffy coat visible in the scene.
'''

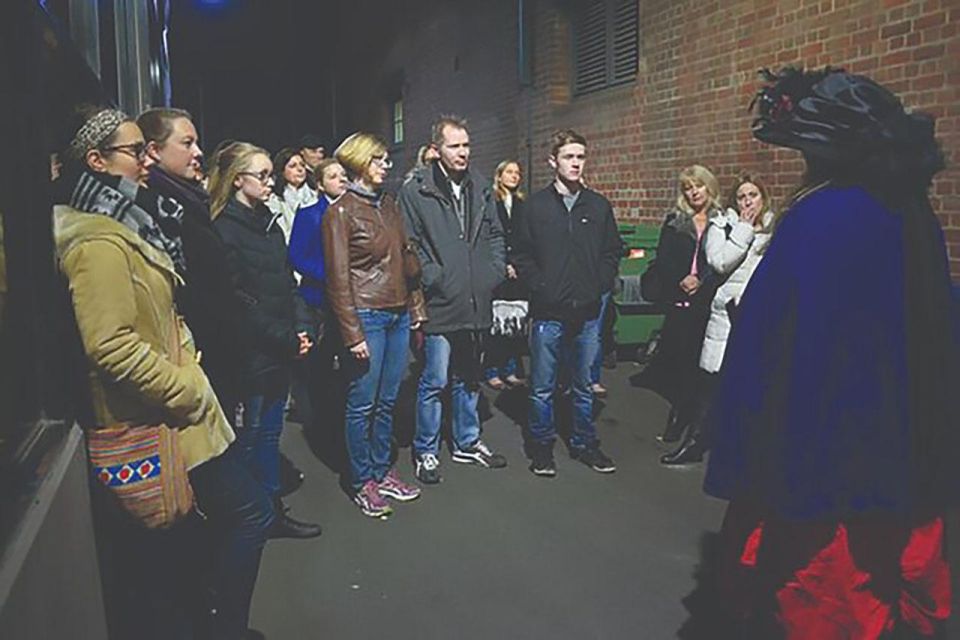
[699,208,773,373]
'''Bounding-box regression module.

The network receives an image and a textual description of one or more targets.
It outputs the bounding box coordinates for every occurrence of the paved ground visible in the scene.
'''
[250,359,730,639]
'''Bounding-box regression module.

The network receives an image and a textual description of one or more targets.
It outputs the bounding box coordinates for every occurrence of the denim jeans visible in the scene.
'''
[482,334,523,381]
[190,448,275,639]
[528,315,601,449]
[236,381,288,498]
[414,333,481,456]
[590,291,612,384]
[343,308,410,489]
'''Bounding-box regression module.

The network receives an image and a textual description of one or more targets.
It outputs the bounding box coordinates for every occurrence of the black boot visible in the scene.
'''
[269,499,322,540]
[660,432,705,466]
[657,406,687,443]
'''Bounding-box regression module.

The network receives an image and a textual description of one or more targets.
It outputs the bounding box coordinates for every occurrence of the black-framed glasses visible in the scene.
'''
[101,142,147,160]
[238,170,274,184]
[371,155,393,169]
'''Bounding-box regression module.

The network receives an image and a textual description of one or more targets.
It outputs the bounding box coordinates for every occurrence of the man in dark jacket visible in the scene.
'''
[511,129,623,477]
[399,115,509,484]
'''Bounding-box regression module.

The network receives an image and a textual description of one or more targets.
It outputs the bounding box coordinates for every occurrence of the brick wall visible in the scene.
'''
[343,0,960,277]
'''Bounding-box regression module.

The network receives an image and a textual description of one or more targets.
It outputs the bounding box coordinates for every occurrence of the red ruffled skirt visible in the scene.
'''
[719,502,951,638]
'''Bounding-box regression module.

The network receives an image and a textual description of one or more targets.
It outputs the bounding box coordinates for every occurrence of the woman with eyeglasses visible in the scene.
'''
[323,132,427,518]
[209,141,322,540]
[52,105,272,639]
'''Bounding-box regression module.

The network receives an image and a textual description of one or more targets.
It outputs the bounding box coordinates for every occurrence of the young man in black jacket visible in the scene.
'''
[511,129,623,476]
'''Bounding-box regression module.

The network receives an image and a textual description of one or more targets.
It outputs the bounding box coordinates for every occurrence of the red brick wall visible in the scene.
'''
[344,0,960,277]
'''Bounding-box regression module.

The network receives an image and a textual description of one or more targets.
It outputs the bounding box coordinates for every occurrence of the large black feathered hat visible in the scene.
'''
[750,67,943,186]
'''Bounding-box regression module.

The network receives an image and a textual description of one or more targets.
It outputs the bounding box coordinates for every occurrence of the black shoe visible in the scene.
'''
[529,444,557,477]
[269,501,322,539]
[660,436,705,466]
[571,446,617,473]
[279,453,305,497]
[451,439,507,468]
[657,407,686,444]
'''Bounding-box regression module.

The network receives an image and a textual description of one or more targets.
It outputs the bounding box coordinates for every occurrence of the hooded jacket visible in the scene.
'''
[53,206,234,471]
[398,163,506,334]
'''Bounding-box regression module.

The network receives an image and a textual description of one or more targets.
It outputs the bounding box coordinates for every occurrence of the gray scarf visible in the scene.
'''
[69,171,187,273]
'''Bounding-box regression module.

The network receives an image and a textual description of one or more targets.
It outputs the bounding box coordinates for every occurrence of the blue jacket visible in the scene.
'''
[704,186,958,519]
[288,196,331,308]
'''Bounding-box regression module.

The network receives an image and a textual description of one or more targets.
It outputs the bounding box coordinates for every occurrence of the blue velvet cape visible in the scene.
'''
[703,185,958,520]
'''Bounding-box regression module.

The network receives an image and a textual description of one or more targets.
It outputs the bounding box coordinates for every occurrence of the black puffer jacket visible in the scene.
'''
[216,198,313,385]
[147,166,243,413]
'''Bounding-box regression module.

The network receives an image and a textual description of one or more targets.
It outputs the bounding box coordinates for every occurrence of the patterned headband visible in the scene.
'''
[69,109,128,157]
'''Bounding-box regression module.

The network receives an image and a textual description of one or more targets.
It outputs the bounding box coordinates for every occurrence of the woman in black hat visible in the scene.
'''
[704,68,957,638]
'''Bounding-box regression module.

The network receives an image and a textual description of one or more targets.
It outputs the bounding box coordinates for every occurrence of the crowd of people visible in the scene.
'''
[50,64,957,639]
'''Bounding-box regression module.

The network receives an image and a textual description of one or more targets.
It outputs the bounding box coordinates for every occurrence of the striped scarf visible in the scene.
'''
[69,171,186,273]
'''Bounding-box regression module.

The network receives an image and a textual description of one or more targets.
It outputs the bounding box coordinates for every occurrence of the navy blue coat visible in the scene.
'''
[704,186,958,519]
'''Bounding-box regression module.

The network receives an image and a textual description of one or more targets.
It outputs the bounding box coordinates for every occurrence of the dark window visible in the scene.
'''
[572,0,639,96]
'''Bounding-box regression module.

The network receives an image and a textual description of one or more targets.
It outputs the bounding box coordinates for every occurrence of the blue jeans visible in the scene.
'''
[414,333,481,456]
[590,292,612,384]
[482,335,522,381]
[343,309,410,489]
[190,448,275,639]
[236,382,287,498]
[528,316,601,449]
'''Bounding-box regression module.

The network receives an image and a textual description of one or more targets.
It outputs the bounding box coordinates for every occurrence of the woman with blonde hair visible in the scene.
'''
[635,164,723,445]
[661,173,777,466]
[323,132,427,517]
[483,159,528,389]
[209,141,322,539]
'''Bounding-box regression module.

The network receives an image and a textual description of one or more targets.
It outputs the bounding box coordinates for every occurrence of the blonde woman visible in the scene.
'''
[662,174,777,466]
[637,165,723,445]
[483,159,528,389]
[209,141,322,539]
[323,132,427,517]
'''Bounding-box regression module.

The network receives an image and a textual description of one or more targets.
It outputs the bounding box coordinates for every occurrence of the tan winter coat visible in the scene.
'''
[53,206,234,470]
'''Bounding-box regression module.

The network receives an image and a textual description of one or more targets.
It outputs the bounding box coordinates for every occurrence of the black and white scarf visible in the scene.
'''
[68,170,187,273]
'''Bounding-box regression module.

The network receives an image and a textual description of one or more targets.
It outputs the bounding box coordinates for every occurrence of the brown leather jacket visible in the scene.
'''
[322,189,427,346]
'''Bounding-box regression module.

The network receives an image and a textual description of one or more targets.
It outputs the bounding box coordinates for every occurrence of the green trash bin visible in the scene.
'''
[614,223,664,349]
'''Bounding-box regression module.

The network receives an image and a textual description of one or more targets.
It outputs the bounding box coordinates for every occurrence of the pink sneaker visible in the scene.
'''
[378,468,421,502]
[354,479,393,517]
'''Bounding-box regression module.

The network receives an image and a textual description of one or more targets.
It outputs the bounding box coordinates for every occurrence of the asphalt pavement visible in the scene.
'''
[251,358,733,639]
